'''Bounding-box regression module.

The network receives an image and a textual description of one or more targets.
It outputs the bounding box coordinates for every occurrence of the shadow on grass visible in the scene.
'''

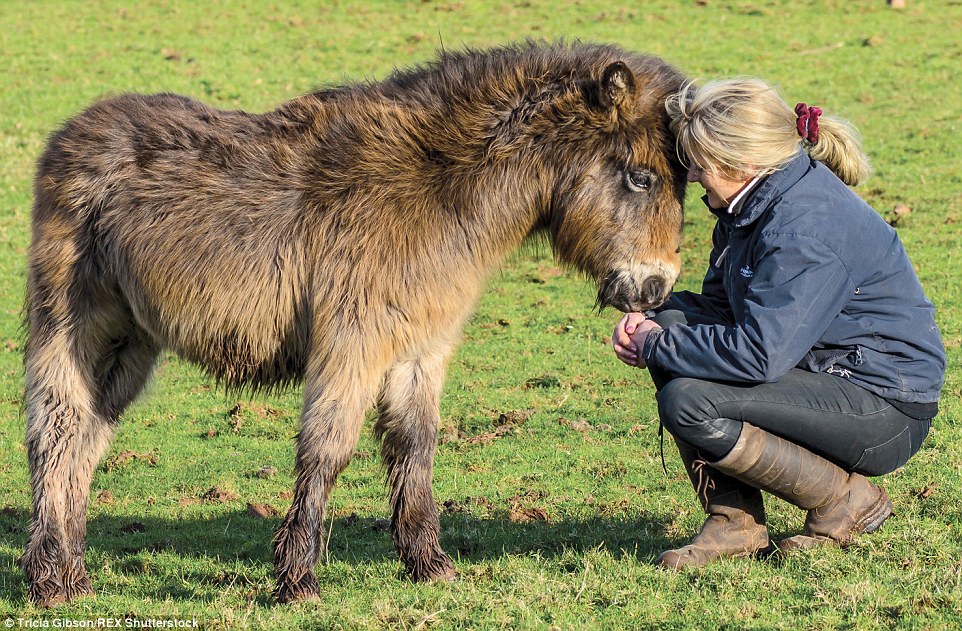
[0,505,795,606]
[0,503,795,606]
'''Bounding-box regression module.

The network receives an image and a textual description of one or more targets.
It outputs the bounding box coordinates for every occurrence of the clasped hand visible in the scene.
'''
[611,312,661,368]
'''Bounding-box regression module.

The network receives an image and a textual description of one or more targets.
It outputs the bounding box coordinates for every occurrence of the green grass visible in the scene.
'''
[1,0,961,627]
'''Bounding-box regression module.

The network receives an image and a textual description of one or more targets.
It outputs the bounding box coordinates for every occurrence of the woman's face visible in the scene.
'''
[686,162,752,210]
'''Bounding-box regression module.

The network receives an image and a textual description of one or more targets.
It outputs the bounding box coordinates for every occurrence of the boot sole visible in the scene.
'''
[656,540,773,569]
[778,485,894,553]
[857,485,893,536]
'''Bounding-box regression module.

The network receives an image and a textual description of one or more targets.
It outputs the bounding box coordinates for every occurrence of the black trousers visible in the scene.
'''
[650,310,930,476]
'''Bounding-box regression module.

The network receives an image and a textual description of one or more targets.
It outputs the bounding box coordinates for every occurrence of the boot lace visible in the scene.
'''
[691,458,716,509]
[659,424,715,508]
[659,422,668,475]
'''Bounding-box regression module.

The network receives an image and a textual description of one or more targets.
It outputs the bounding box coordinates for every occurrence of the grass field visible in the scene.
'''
[1,0,960,628]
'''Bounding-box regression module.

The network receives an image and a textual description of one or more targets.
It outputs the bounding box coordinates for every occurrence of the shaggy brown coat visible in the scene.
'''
[23,41,687,606]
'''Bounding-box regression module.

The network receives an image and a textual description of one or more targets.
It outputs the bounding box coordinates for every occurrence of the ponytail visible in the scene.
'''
[807,114,871,186]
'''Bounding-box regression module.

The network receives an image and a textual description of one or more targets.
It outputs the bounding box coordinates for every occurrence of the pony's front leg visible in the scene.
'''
[273,365,377,603]
[375,348,456,582]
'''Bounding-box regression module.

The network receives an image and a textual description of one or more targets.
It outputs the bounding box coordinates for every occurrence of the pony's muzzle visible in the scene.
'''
[597,268,673,312]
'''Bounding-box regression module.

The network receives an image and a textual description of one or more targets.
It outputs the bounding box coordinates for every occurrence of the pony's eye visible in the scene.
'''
[625,169,654,192]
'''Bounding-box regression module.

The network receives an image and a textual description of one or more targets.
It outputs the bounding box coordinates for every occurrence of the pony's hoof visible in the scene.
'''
[64,574,94,601]
[275,573,319,604]
[29,581,67,609]
[432,564,458,583]
[25,560,93,607]
[409,554,457,583]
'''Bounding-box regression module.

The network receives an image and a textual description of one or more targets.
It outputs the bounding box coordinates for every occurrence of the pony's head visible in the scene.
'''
[489,45,687,312]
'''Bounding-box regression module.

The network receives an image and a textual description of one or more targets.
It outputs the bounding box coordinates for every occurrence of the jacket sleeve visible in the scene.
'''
[645,233,855,383]
[658,225,732,322]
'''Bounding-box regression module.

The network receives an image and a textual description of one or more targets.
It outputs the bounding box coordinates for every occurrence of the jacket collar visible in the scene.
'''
[703,151,814,228]
[725,175,764,216]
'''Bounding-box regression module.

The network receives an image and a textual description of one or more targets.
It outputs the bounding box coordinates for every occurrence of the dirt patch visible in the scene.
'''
[508,506,548,523]
[254,466,278,479]
[507,491,549,523]
[497,409,534,425]
[559,416,613,436]
[465,424,514,445]
[105,450,158,472]
[247,503,279,518]
[203,487,239,503]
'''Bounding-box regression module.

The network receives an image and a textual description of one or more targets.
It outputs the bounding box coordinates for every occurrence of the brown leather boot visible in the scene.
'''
[712,423,893,552]
[656,440,771,569]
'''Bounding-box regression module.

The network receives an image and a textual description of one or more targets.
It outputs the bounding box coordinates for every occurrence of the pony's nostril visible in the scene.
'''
[642,276,667,304]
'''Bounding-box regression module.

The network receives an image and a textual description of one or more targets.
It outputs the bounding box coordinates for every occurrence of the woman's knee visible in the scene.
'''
[658,379,729,436]
[657,379,741,458]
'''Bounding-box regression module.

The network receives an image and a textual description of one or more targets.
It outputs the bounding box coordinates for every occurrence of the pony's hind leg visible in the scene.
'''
[63,331,158,598]
[23,324,103,607]
[23,223,158,606]
[24,323,157,607]
[374,349,456,582]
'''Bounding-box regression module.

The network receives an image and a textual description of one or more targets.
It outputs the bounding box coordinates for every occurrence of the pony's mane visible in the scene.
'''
[308,39,681,126]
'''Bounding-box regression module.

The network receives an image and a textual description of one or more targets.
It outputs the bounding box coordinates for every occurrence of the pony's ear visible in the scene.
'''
[599,61,637,114]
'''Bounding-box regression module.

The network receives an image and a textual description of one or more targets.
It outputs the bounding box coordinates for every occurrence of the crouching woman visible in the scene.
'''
[612,78,946,567]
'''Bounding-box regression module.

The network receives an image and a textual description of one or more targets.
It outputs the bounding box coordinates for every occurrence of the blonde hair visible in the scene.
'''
[665,77,871,186]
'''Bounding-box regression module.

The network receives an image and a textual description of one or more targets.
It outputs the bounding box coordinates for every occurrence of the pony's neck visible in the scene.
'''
[378,56,566,260]
[294,51,572,268]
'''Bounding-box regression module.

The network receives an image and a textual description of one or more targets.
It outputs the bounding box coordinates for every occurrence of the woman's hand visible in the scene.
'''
[612,312,661,368]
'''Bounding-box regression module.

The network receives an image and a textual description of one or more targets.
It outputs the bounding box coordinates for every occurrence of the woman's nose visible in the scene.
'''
[686,164,700,183]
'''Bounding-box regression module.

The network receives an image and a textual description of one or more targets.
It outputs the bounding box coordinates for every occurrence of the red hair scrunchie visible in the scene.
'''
[795,102,822,144]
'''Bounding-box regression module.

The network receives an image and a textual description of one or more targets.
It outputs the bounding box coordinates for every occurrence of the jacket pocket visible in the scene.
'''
[798,346,862,373]
[852,427,910,476]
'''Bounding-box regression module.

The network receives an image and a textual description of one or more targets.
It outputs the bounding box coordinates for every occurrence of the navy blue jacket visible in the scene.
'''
[644,151,945,406]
